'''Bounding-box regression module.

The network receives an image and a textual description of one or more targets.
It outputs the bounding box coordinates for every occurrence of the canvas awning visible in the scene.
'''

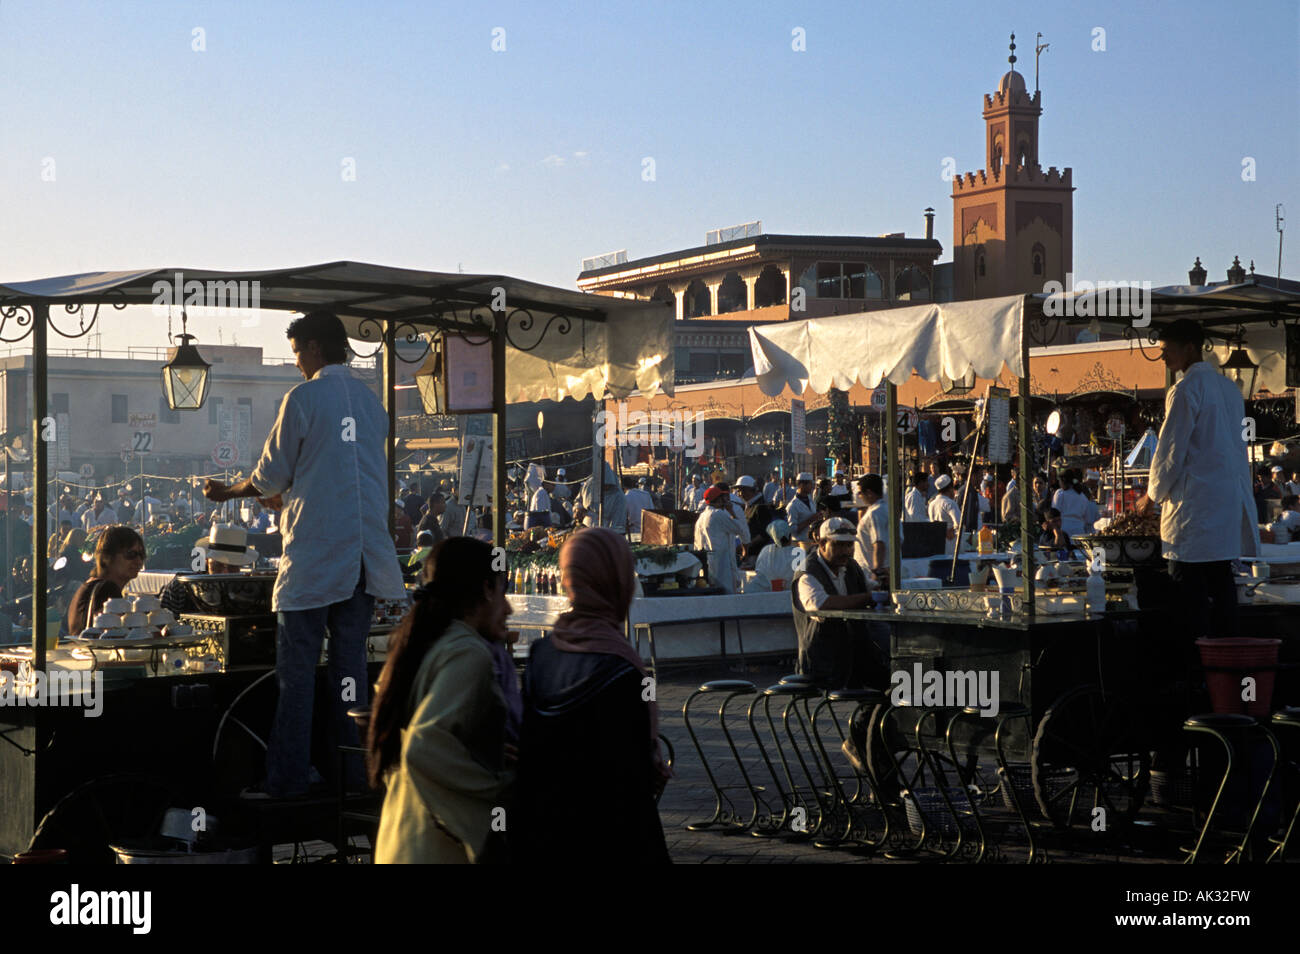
[0,261,674,402]
[748,295,1025,395]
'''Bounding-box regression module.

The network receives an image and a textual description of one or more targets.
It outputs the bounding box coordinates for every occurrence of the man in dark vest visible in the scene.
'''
[792,515,897,791]
[791,516,888,689]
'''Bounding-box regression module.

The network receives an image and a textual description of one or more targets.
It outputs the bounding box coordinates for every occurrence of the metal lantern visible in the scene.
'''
[161,312,211,410]
[941,368,976,394]
[414,337,444,414]
[1220,341,1259,399]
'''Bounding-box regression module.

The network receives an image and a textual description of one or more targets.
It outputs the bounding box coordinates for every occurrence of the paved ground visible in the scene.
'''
[653,658,1207,864]
[275,656,1229,864]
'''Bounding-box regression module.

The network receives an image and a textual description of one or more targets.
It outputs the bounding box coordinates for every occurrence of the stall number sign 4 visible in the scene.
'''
[132,431,153,454]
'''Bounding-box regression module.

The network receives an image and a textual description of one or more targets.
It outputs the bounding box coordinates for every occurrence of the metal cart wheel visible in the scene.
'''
[1031,685,1150,830]
[26,773,177,864]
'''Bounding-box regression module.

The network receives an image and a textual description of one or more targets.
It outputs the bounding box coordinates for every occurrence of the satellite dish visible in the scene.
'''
[1046,410,1062,436]
[52,556,67,572]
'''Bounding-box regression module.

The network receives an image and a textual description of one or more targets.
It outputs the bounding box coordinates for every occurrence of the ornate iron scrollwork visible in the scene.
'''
[49,293,126,340]
[503,308,575,353]
[0,302,35,344]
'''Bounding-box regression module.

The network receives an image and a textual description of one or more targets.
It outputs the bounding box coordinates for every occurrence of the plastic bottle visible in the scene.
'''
[1086,555,1106,613]
[978,525,993,555]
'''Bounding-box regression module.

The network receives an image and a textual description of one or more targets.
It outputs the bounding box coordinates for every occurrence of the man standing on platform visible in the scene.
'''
[904,472,929,522]
[204,311,405,798]
[1136,319,1258,639]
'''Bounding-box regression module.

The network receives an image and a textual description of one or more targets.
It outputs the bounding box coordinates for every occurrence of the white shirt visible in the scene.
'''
[250,364,405,611]
[762,481,780,505]
[785,495,815,542]
[797,553,850,610]
[81,505,117,531]
[928,493,963,553]
[529,486,551,514]
[693,505,747,593]
[1285,480,1300,497]
[682,484,701,509]
[624,487,654,530]
[551,481,571,501]
[1051,487,1098,539]
[755,543,801,586]
[1268,510,1300,543]
[1147,362,1258,562]
[904,487,928,522]
[854,499,890,575]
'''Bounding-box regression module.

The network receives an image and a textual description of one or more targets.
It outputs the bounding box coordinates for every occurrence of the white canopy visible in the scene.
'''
[747,295,1024,396]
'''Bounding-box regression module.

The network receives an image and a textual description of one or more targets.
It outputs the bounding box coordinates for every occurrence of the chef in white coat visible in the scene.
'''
[1136,319,1258,638]
[693,484,748,593]
[927,474,963,554]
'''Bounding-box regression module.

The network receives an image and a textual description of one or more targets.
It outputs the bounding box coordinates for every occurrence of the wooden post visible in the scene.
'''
[885,381,901,587]
[32,303,49,667]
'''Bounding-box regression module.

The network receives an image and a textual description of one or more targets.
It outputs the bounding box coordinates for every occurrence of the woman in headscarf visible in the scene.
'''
[512,528,671,863]
[753,518,802,590]
[368,537,514,864]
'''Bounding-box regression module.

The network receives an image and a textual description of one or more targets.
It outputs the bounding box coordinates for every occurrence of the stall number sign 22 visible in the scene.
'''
[132,431,153,454]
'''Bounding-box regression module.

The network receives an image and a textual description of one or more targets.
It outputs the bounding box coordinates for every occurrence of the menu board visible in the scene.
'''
[986,386,1011,463]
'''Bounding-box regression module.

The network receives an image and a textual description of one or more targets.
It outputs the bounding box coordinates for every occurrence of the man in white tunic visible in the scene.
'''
[927,474,963,554]
[754,519,802,590]
[693,484,747,593]
[903,472,929,522]
[785,472,817,543]
[853,474,890,588]
[204,311,405,798]
[624,477,655,535]
[1136,319,1258,638]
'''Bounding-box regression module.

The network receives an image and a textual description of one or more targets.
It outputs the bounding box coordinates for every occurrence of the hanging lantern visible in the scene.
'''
[160,310,211,411]
[1220,339,1259,399]
[941,368,976,394]
[414,335,444,414]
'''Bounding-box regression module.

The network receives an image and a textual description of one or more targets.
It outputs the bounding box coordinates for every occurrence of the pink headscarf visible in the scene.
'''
[551,528,643,673]
[551,528,665,771]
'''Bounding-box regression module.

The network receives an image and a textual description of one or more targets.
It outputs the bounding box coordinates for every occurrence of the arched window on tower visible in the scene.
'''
[1031,243,1045,277]
[992,139,1003,176]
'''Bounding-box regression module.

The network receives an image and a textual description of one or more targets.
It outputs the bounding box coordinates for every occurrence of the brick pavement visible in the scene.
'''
[654,658,1200,864]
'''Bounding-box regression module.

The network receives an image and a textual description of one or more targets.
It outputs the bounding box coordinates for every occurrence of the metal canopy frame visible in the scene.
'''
[0,261,669,669]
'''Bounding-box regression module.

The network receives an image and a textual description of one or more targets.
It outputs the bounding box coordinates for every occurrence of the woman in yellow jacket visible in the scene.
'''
[368,537,514,863]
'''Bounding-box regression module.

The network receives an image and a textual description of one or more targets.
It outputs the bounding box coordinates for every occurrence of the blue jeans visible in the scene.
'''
[266,571,374,796]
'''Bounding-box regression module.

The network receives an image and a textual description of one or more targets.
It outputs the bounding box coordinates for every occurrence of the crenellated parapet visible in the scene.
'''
[953,164,1071,192]
[983,88,1041,113]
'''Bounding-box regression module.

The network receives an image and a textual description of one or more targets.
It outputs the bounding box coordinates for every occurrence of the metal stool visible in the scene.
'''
[682,680,760,831]
[747,680,825,838]
[1181,712,1281,864]
[809,688,889,851]
[1267,707,1300,863]
[988,705,1044,863]
[335,705,380,863]
[936,707,996,862]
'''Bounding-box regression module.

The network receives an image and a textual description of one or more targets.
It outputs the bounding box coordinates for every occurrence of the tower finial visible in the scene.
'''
[1008,33,1017,69]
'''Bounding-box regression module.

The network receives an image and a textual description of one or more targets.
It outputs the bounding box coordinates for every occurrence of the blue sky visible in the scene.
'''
[1,0,1296,358]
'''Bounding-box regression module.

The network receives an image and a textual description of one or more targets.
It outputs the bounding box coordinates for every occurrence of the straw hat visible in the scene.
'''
[195,524,259,566]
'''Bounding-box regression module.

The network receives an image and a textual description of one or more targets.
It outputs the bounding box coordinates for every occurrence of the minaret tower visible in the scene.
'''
[952,34,1074,300]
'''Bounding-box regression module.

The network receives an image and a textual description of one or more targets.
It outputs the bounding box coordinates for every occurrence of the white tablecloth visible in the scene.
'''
[507,590,792,629]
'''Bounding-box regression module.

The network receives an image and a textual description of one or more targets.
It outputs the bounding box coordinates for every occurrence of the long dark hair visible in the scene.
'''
[93,526,144,577]
[367,536,503,789]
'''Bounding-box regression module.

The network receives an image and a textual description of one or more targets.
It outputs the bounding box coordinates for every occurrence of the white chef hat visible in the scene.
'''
[935,474,954,491]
